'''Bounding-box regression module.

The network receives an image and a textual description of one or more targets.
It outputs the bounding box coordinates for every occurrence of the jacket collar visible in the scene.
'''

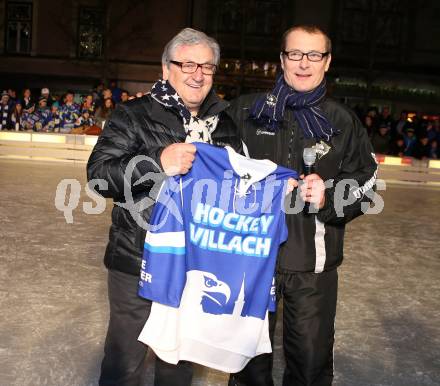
[149,96,185,136]
[197,88,229,118]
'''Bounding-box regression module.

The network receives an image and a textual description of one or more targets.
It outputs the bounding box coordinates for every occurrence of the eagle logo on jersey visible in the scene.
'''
[185,271,232,315]
[202,273,231,306]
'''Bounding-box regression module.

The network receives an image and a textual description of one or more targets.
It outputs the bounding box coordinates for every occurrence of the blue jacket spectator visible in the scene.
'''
[403,127,417,156]
[48,102,61,132]
[59,91,80,133]
[34,97,53,131]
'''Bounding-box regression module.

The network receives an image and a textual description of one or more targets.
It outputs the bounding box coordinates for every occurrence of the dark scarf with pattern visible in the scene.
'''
[150,79,218,143]
[249,73,338,141]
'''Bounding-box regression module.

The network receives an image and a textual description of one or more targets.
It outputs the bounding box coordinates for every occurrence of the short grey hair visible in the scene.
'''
[162,28,220,67]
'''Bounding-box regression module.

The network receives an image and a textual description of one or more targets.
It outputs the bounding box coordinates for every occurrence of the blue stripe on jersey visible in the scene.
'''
[144,244,186,255]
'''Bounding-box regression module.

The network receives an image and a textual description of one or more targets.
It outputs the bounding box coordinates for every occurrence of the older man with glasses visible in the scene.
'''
[228,25,377,386]
[88,28,243,386]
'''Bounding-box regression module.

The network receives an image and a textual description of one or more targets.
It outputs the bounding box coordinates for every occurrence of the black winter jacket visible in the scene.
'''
[87,91,242,275]
[228,94,377,273]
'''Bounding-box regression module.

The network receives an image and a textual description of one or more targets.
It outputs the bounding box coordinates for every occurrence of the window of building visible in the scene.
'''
[209,0,283,36]
[77,7,104,58]
[204,0,287,59]
[339,0,402,48]
[6,1,33,54]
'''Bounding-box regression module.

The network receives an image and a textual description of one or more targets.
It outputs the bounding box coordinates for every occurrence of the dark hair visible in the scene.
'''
[281,25,331,53]
[103,97,114,108]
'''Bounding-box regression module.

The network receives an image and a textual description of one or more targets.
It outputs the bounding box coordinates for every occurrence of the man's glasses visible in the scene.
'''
[169,60,217,75]
[282,50,330,62]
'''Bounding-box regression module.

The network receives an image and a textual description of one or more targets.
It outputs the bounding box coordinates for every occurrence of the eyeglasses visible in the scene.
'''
[282,50,330,62]
[169,60,217,75]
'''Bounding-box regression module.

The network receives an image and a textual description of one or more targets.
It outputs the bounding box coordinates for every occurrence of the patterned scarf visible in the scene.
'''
[249,73,338,141]
[150,79,218,144]
[1,103,9,129]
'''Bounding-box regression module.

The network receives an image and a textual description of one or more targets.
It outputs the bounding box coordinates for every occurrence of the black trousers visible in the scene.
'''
[99,269,194,386]
[229,269,338,386]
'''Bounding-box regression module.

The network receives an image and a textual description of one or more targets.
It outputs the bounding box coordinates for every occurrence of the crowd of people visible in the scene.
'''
[357,106,440,160]
[0,83,139,134]
[1,83,439,160]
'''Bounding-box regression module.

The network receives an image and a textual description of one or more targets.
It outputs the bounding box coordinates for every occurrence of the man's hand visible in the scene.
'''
[300,173,326,209]
[286,178,299,195]
[160,143,196,176]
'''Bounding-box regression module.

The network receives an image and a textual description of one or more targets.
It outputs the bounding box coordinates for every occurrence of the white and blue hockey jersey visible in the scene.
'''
[138,142,297,372]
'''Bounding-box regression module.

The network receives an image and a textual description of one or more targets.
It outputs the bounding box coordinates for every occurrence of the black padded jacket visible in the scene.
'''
[227,93,377,273]
[87,91,242,275]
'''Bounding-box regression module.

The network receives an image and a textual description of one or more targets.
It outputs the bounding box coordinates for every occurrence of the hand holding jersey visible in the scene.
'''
[285,177,298,194]
[160,143,196,176]
[299,173,326,209]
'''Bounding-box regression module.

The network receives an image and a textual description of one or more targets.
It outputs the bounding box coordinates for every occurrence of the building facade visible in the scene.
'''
[1,0,439,114]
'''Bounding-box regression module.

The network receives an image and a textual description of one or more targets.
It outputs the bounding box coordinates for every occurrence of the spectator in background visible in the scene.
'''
[103,88,112,100]
[366,107,379,124]
[77,94,96,128]
[34,97,53,132]
[59,90,80,133]
[7,88,17,100]
[363,114,376,137]
[94,97,114,128]
[40,87,55,107]
[433,118,440,141]
[109,80,122,103]
[0,91,13,130]
[393,110,408,137]
[81,94,96,116]
[93,82,105,104]
[371,122,391,155]
[413,112,427,136]
[120,90,129,103]
[11,101,24,131]
[429,139,439,159]
[96,88,113,109]
[425,121,436,142]
[23,108,40,131]
[22,88,35,113]
[378,106,393,129]
[403,126,417,156]
[75,95,96,130]
[389,134,406,157]
[413,134,431,160]
[7,88,17,110]
[48,102,61,132]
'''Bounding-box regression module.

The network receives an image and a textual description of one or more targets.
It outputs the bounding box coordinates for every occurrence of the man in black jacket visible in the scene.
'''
[228,25,377,386]
[87,28,242,386]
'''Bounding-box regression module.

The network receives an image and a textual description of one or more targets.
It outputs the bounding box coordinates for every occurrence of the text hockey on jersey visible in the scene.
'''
[190,203,274,257]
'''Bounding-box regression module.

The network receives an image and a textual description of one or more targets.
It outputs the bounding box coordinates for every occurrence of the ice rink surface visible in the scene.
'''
[0,159,439,386]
